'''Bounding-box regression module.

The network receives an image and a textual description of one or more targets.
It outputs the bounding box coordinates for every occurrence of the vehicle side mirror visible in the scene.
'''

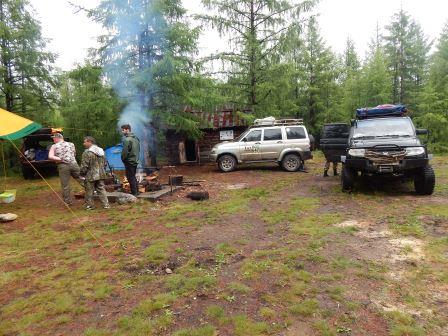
[242,138,247,142]
[416,129,428,136]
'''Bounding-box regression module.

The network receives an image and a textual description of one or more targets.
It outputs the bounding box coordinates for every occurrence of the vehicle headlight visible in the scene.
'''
[405,147,425,156]
[348,148,366,157]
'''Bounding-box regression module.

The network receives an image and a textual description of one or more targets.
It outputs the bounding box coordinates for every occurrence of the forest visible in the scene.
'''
[1,0,448,166]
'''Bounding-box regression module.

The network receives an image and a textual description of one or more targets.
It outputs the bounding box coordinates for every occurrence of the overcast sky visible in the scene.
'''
[31,0,448,71]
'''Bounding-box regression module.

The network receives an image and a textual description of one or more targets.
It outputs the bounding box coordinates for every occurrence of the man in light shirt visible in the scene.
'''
[48,133,84,205]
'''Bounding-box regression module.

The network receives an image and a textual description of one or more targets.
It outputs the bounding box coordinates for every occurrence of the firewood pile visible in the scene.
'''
[122,171,162,194]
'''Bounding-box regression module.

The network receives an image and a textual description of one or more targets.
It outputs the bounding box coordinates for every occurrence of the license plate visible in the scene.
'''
[378,165,394,173]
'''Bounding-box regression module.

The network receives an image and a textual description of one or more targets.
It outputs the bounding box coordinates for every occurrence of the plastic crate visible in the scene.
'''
[0,189,17,204]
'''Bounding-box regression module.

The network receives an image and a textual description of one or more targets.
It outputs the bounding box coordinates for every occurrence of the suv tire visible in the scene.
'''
[218,154,237,172]
[414,165,435,195]
[281,153,302,172]
[341,165,355,191]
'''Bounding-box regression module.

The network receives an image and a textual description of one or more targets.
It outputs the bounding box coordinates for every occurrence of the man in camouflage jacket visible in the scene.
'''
[80,136,110,210]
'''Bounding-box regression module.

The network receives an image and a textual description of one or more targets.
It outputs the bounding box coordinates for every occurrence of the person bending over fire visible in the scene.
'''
[120,124,141,196]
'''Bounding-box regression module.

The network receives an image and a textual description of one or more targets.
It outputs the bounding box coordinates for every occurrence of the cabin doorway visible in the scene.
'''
[185,139,197,162]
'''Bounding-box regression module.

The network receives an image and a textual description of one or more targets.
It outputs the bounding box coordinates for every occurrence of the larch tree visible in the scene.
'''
[384,9,429,108]
[198,0,316,115]
[294,17,339,133]
[417,23,448,149]
[92,0,202,166]
[59,64,122,153]
[0,0,55,122]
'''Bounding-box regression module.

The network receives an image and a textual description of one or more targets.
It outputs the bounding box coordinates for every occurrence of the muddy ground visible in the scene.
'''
[0,154,447,336]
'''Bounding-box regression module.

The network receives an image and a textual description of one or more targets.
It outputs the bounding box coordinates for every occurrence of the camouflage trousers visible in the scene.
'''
[57,162,84,204]
[85,180,109,208]
[324,160,339,172]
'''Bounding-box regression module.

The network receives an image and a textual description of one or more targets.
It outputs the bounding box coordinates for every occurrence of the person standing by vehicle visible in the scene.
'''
[80,136,110,210]
[323,160,339,177]
[120,124,140,196]
[48,133,84,205]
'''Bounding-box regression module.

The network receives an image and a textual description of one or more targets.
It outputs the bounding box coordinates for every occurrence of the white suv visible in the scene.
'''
[210,119,313,172]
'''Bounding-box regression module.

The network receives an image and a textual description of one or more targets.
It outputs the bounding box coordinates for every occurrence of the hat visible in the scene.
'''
[51,133,63,139]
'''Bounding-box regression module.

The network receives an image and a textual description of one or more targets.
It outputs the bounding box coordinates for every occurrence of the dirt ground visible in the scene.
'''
[0,153,447,336]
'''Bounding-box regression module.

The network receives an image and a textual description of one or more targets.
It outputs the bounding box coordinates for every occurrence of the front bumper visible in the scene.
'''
[210,153,218,162]
[345,157,429,173]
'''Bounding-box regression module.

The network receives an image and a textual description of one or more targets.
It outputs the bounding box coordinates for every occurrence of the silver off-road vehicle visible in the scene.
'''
[210,118,313,172]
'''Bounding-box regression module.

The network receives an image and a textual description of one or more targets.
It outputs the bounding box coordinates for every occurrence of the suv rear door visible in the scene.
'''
[284,126,309,151]
[260,128,284,160]
[320,123,350,162]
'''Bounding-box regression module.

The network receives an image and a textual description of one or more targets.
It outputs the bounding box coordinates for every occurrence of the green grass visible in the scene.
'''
[233,315,269,336]
[289,298,319,316]
[228,281,251,294]
[390,217,426,237]
[291,213,342,237]
[386,311,425,336]
[143,238,175,265]
[173,325,216,336]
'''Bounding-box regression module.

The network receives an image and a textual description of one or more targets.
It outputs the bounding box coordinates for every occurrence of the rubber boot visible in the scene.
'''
[323,170,329,177]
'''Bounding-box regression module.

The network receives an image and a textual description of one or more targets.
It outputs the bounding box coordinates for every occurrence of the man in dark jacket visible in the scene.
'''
[80,136,110,210]
[121,124,140,196]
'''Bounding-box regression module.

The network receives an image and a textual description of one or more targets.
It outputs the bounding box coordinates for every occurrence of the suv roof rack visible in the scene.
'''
[251,118,304,128]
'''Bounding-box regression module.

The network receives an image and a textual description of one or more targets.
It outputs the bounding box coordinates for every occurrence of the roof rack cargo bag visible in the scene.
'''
[356,104,407,119]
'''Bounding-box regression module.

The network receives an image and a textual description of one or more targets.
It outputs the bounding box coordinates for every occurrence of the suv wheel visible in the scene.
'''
[414,165,435,195]
[341,165,355,191]
[281,154,302,172]
[218,155,236,172]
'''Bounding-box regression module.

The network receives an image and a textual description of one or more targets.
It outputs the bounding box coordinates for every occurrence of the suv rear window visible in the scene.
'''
[263,129,282,141]
[286,127,306,139]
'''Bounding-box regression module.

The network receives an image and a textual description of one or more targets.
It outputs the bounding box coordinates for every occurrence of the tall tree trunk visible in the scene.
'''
[249,0,257,110]
[0,0,13,111]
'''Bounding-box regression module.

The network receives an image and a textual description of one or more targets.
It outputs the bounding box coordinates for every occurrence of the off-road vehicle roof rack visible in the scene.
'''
[251,118,304,128]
